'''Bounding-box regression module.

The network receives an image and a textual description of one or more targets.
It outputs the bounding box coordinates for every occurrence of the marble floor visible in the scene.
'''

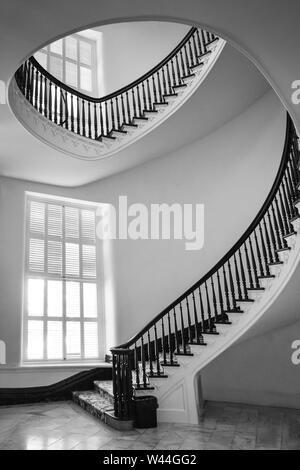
[0,400,299,450]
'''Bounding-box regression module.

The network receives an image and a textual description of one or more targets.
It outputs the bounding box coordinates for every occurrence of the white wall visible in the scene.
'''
[0,90,285,388]
[202,319,300,409]
[96,22,189,96]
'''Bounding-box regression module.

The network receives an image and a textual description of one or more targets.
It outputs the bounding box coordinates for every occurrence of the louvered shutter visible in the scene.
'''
[24,196,100,363]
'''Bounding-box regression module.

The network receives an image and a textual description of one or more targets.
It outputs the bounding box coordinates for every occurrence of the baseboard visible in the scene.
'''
[0,366,112,406]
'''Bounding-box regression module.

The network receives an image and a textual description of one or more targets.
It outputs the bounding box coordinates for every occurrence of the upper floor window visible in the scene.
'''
[23,194,103,364]
[34,34,97,95]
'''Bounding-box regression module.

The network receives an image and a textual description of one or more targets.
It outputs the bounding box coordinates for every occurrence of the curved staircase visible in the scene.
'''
[72,115,300,427]
[10,28,225,160]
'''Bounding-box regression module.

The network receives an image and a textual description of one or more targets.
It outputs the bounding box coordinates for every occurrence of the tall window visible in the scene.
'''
[23,195,102,363]
[34,34,97,95]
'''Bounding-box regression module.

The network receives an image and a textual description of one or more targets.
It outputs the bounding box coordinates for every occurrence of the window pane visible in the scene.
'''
[83,283,97,318]
[65,36,77,60]
[48,204,62,237]
[65,207,79,238]
[82,245,96,278]
[84,322,98,358]
[49,56,63,81]
[47,241,62,275]
[50,39,63,55]
[80,66,92,92]
[79,40,92,65]
[81,210,95,239]
[65,243,80,277]
[27,320,44,360]
[47,321,63,359]
[66,322,81,357]
[28,279,44,316]
[29,239,44,272]
[47,280,62,317]
[30,201,45,234]
[66,61,77,88]
[66,281,80,317]
[34,51,47,69]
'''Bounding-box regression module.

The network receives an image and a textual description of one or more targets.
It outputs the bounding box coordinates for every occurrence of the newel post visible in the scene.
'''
[111,347,134,420]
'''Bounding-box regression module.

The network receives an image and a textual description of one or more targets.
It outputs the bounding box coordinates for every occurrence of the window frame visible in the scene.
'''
[22,193,105,365]
[37,33,98,96]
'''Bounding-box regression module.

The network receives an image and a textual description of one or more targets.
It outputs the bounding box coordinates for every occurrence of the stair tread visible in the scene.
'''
[73,390,114,420]
[94,380,113,397]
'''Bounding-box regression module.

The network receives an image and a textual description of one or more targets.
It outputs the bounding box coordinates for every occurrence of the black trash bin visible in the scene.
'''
[134,395,158,428]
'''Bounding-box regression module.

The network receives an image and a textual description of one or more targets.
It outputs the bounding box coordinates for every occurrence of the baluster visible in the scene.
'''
[233,253,243,300]
[43,76,48,118]
[270,202,283,249]
[228,259,237,311]
[192,291,201,344]
[70,94,74,132]
[39,71,43,114]
[25,62,30,101]
[170,59,177,87]
[110,99,116,130]
[154,323,161,376]
[166,63,172,94]
[253,229,265,277]
[141,336,147,386]
[161,67,167,97]
[147,330,154,375]
[104,101,109,136]
[94,103,98,139]
[81,99,86,136]
[200,29,208,54]
[152,76,157,104]
[267,209,280,261]
[188,39,195,67]
[34,69,39,110]
[131,89,137,118]
[88,102,92,138]
[179,302,186,353]
[258,222,271,276]
[283,173,296,219]
[115,97,121,130]
[222,265,231,310]
[161,317,167,365]
[54,85,58,124]
[273,197,287,247]
[179,50,187,77]
[185,297,193,343]
[157,71,163,102]
[173,308,180,354]
[167,311,174,364]
[121,94,126,125]
[262,217,275,263]
[48,81,52,121]
[134,343,140,389]
[287,160,298,199]
[244,241,254,288]
[99,102,104,137]
[196,30,203,56]
[192,33,199,63]
[238,248,248,299]
[204,281,214,332]
[198,286,206,332]
[175,54,182,85]
[136,85,142,117]
[30,64,35,104]
[248,237,259,287]
[183,44,190,72]
[125,91,131,123]
[146,79,152,109]
[216,270,224,318]
[279,186,293,234]
[211,277,218,323]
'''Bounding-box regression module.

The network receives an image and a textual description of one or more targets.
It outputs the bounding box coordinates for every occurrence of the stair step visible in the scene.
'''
[276,247,291,252]
[268,261,284,266]
[182,73,196,80]
[133,115,148,121]
[94,380,114,405]
[223,309,244,314]
[163,93,178,99]
[283,231,296,239]
[73,390,114,422]
[133,384,155,391]
[160,362,180,367]
[235,298,255,302]
[172,83,187,90]
[247,287,265,291]
[148,373,168,379]
[258,275,275,279]
[175,352,194,357]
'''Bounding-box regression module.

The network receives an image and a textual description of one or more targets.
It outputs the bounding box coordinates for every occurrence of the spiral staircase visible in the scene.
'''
[8,23,300,429]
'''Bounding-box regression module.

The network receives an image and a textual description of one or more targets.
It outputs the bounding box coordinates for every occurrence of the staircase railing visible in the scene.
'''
[14,28,218,141]
[111,114,300,420]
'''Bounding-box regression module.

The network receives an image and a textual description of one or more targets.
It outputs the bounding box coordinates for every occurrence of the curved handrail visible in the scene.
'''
[116,113,296,348]
[111,113,300,420]
[14,27,218,141]
[29,27,198,103]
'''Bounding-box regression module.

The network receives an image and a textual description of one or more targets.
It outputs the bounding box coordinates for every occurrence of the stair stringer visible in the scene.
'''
[8,40,225,161]
[135,215,300,424]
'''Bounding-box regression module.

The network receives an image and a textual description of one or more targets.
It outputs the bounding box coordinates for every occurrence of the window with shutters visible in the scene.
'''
[23,194,102,363]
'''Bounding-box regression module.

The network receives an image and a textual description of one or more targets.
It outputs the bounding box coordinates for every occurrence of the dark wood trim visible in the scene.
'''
[0,367,112,406]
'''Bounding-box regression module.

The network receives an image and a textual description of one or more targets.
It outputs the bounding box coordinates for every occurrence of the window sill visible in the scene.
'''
[0,362,111,372]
